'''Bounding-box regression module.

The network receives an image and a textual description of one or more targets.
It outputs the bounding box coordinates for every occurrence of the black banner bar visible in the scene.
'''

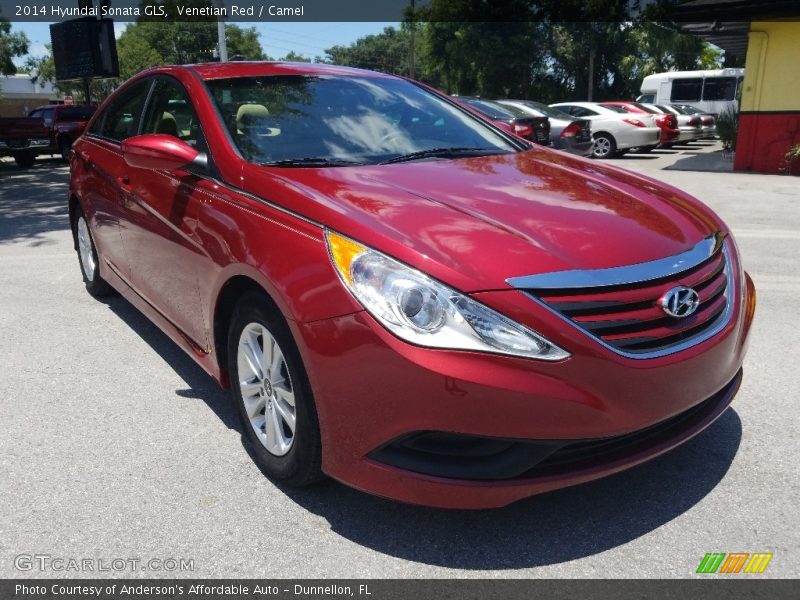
[1,579,797,600]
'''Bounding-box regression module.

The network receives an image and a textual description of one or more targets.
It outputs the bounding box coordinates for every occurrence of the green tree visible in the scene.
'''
[24,45,114,103]
[618,21,722,92]
[117,20,266,71]
[0,19,29,76]
[116,28,163,80]
[279,51,311,63]
[226,25,267,61]
[324,27,410,75]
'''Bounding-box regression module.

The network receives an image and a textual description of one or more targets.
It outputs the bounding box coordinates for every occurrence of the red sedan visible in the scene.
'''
[68,63,755,509]
[602,101,681,148]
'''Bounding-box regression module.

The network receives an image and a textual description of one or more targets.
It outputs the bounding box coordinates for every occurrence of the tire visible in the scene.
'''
[591,133,617,159]
[228,292,322,487]
[59,138,72,163]
[13,151,35,169]
[74,207,115,297]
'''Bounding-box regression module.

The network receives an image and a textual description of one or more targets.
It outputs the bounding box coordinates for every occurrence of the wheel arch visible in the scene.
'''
[592,130,615,141]
[212,275,283,387]
[68,193,81,250]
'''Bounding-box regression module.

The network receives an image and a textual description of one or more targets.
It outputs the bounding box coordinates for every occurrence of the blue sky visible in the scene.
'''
[12,21,399,66]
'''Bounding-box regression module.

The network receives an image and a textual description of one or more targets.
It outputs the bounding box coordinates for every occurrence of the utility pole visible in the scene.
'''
[409,0,416,79]
[587,45,595,101]
[214,0,228,62]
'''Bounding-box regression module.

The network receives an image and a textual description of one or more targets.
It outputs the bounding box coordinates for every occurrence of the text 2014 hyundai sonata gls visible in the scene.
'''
[68,63,755,509]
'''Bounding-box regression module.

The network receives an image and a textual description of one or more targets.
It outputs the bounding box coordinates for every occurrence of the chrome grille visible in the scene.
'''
[507,234,734,358]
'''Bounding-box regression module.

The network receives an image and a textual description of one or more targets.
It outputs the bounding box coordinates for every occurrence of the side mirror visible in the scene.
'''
[121,134,207,171]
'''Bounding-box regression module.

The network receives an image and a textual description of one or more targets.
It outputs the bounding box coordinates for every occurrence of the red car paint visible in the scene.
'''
[68,63,755,509]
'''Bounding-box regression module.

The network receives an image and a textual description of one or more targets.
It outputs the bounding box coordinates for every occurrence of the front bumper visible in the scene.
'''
[659,127,681,145]
[293,270,754,509]
[678,127,702,143]
[555,138,594,156]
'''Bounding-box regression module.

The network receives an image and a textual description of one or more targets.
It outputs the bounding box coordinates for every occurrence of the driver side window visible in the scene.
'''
[142,79,203,148]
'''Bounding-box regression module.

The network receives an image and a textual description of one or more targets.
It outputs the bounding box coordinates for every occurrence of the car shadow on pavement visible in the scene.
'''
[279,408,742,570]
[100,291,742,571]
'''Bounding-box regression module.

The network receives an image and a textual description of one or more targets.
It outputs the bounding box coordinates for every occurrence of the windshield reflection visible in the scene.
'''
[206,75,517,166]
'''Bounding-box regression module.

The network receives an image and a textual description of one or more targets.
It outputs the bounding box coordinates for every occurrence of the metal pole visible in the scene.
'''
[214,0,228,62]
[409,0,416,78]
[83,77,91,104]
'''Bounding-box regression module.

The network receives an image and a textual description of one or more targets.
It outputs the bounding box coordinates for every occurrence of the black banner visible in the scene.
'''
[2,579,798,600]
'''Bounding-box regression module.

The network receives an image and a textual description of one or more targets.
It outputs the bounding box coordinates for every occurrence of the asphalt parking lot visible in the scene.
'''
[1,143,798,579]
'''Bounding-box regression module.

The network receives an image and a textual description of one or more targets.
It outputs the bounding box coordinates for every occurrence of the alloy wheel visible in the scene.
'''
[237,322,297,456]
[77,216,96,281]
[593,136,612,158]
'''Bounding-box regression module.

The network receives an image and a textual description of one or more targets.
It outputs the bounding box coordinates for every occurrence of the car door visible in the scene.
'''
[118,76,211,349]
[77,79,152,282]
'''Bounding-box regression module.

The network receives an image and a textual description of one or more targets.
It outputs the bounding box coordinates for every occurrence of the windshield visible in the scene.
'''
[206,75,517,166]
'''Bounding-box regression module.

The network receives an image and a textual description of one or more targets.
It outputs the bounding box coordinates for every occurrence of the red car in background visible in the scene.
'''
[68,62,755,509]
[602,101,680,148]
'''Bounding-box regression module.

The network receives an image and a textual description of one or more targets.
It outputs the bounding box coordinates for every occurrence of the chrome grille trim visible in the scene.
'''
[515,241,735,360]
[506,232,724,290]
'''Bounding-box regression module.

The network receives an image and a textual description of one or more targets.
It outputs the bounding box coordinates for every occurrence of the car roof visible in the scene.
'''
[146,61,397,81]
[551,101,623,114]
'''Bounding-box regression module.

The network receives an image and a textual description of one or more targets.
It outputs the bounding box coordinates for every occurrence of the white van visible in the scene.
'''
[637,68,744,115]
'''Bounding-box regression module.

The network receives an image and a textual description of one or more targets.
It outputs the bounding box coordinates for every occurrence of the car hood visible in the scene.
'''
[241,148,723,292]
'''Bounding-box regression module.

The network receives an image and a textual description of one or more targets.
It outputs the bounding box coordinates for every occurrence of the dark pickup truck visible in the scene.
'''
[0,117,50,168]
[0,104,96,168]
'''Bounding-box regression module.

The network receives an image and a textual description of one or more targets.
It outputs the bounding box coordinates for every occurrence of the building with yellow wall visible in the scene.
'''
[736,21,800,173]
[676,1,800,174]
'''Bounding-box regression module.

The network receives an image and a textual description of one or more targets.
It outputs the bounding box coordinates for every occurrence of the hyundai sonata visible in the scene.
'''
[68,63,755,508]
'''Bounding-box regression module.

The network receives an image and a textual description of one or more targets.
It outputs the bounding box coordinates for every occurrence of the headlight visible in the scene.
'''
[325,230,569,361]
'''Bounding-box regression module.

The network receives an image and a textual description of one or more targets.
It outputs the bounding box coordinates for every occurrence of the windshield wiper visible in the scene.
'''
[379,147,510,165]
[260,157,365,167]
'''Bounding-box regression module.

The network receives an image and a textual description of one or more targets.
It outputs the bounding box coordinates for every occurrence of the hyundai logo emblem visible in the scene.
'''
[660,286,700,318]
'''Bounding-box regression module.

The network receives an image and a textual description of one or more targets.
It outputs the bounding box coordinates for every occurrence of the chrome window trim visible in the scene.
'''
[518,242,735,360]
[506,232,724,290]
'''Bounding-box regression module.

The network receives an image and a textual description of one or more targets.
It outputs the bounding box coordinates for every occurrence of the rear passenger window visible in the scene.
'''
[671,78,703,102]
[94,80,151,142]
[572,107,598,118]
